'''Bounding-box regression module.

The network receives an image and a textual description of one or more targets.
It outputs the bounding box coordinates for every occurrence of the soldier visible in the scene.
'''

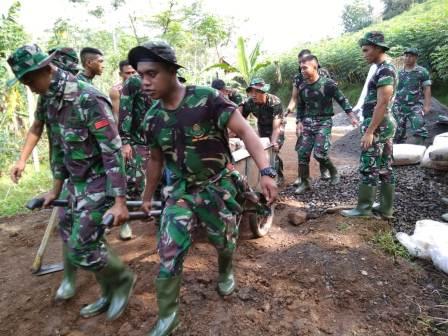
[77,47,104,84]
[239,78,284,184]
[118,74,153,240]
[127,40,277,336]
[342,32,397,219]
[10,47,80,182]
[109,60,136,122]
[8,44,135,319]
[287,49,332,184]
[294,54,357,194]
[393,47,432,145]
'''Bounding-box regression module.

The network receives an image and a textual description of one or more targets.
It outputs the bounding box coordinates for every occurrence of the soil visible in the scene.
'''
[1,100,448,336]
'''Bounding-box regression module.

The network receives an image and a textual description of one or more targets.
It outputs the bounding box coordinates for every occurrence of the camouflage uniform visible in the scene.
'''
[360,60,397,186]
[42,68,127,269]
[295,76,352,166]
[240,94,284,180]
[118,75,153,199]
[76,72,94,84]
[144,85,244,278]
[229,90,243,105]
[392,65,431,143]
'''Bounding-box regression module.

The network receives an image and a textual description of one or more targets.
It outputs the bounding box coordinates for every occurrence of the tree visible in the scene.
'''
[204,37,271,87]
[341,0,374,33]
[382,0,427,20]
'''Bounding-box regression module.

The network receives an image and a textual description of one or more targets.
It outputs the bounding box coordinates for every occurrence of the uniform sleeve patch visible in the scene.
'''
[95,119,110,129]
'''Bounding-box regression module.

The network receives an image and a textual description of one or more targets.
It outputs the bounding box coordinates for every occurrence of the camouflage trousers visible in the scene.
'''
[126,144,149,199]
[359,116,397,186]
[157,167,245,278]
[392,103,428,143]
[58,176,112,270]
[295,118,332,166]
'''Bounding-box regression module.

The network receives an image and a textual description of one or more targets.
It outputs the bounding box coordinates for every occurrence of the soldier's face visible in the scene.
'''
[361,45,381,64]
[248,88,266,104]
[88,55,104,75]
[20,65,53,94]
[120,65,136,81]
[300,61,317,79]
[137,61,176,99]
[404,53,417,67]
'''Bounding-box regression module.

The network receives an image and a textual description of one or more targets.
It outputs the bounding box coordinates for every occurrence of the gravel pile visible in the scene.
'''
[280,165,448,234]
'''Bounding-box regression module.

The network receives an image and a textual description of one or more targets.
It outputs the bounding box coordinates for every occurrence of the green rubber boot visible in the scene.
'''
[341,184,377,218]
[119,222,133,241]
[147,276,182,336]
[293,166,301,186]
[372,183,395,219]
[80,273,110,318]
[217,251,235,296]
[294,165,311,195]
[95,250,136,320]
[323,160,340,186]
[55,245,77,301]
[319,164,331,181]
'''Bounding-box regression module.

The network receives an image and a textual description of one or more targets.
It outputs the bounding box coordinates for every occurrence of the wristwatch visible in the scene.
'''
[260,167,277,178]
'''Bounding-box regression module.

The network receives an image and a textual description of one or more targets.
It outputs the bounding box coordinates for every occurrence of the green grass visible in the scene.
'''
[0,164,52,218]
[339,84,363,106]
[432,81,448,107]
[372,230,411,260]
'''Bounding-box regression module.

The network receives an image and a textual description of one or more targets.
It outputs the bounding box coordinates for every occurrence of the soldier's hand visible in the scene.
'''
[423,106,431,115]
[272,143,280,153]
[105,197,129,226]
[141,199,152,215]
[10,160,26,184]
[122,144,133,161]
[348,112,359,127]
[360,132,374,150]
[260,176,278,204]
[42,190,58,208]
[296,122,303,137]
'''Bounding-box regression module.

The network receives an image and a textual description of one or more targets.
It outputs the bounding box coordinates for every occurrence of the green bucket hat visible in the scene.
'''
[403,47,419,56]
[359,31,390,51]
[246,78,270,93]
[48,47,81,75]
[7,44,55,86]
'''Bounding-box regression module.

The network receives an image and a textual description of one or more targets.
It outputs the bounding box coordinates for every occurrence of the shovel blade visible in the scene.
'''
[32,262,64,276]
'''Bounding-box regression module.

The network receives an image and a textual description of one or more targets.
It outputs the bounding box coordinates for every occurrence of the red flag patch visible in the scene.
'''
[95,119,110,129]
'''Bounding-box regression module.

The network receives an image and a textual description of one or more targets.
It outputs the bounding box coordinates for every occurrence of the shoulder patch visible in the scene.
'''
[95,119,109,129]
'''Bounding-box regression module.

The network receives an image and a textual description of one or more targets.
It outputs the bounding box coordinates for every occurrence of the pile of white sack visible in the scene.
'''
[392,132,448,170]
[397,220,448,274]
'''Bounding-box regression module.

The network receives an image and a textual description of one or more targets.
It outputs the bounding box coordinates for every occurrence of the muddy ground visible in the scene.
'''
[1,103,448,336]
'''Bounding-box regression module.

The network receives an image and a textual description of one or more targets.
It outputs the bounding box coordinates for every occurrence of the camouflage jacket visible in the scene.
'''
[45,68,126,197]
[240,93,283,138]
[76,72,94,84]
[118,75,153,146]
[294,67,331,89]
[296,76,352,122]
[229,91,243,105]
[144,85,236,187]
[362,60,397,119]
[395,65,431,106]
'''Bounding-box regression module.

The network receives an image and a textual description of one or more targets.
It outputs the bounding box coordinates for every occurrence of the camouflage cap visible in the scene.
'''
[7,44,55,86]
[246,78,270,93]
[128,40,183,71]
[403,47,419,56]
[359,31,390,51]
[48,47,81,75]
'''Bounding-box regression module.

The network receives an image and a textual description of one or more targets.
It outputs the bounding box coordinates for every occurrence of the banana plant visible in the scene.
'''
[204,36,271,86]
